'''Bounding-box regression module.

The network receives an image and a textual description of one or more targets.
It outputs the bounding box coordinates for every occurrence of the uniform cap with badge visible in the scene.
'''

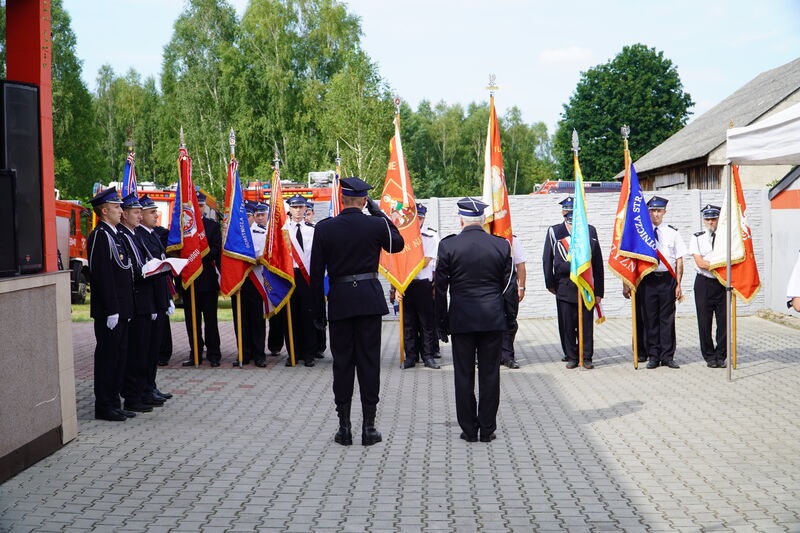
[701,204,721,219]
[456,197,488,217]
[287,194,307,206]
[417,203,428,216]
[90,187,123,207]
[647,196,669,210]
[121,192,143,210]
[139,194,157,210]
[340,176,373,197]
[559,196,574,211]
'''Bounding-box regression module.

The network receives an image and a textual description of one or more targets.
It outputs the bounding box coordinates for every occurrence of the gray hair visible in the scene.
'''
[460,214,485,226]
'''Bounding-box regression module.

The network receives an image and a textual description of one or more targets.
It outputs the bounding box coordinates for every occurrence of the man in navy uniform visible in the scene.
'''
[543,197,574,363]
[181,190,223,366]
[88,187,135,421]
[548,209,604,369]
[153,223,174,366]
[401,203,441,370]
[136,195,174,401]
[642,196,687,369]
[310,177,404,446]
[235,202,268,367]
[305,199,327,359]
[501,236,527,369]
[285,195,316,367]
[689,204,726,368]
[435,198,514,443]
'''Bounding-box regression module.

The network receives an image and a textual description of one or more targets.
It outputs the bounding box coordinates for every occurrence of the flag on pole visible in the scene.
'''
[707,165,761,301]
[569,152,596,310]
[166,144,209,288]
[261,166,295,316]
[612,162,659,286]
[481,94,513,244]
[219,158,257,296]
[378,115,425,292]
[121,151,138,197]
[329,159,342,218]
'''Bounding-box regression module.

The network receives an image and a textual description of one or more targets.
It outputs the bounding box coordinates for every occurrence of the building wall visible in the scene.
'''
[769,177,800,316]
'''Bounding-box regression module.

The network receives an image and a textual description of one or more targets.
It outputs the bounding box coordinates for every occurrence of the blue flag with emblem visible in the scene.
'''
[569,152,595,310]
[220,159,257,296]
[121,151,138,197]
[618,162,659,282]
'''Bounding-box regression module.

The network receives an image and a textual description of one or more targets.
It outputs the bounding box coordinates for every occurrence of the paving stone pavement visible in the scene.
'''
[1,316,800,532]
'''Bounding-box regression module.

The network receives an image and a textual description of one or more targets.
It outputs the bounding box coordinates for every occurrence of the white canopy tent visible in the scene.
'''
[726,101,800,165]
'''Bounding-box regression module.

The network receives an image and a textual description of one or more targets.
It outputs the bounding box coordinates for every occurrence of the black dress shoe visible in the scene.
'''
[433,353,442,359]
[403,360,416,369]
[707,361,716,368]
[479,433,496,443]
[155,390,172,399]
[181,359,201,367]
[304,360,316,367]
[96,411,127,422]
[285,359,294,367]
[460,432,478,442]
[503,360,520,369]
[423,358,441,369]
[123,403,153,413]
[210,361,221,367]
[142,396,165,407]
[157,361,169,366]
[254,360,267,368]
[561,356,568,362]
[116,409,136,418]
[566,361,578,369]
[334,425,353,445]
[315,352,325,359]
[583,362,594,370]
[646,359,660,369]
[268,352,280,357]
[233,360,250,366]
[637,357,648,363]
[716,360,727,368]
[664,360,680,369]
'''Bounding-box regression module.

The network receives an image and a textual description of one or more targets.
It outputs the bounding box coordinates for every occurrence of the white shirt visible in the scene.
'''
[416,227,440,281]
[688,230,716,278]
[787,250,800,298]
[512,237,527,266]
[101,220,118,234]
[284,219,314,272]
[250,222,267,256]
[653,223,687,273]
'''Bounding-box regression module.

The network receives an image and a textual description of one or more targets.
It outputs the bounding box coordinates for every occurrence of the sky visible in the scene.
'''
[65,0,800,135]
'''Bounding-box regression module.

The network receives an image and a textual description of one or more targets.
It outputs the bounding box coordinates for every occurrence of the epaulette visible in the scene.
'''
[694,231,705,237]
[252,228,266,234]
[668,224,678,231]
[428,228,438,232]
[304,222,315,227]
[421,232,432,238]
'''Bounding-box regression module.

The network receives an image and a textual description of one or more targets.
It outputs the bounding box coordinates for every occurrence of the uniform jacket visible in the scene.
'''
[117,224,156,315]
[88,221,135,320]
[550,224,605,304]
[434,225,514,334]
[193,216,222,292]
[136,225,171,311]
[310,207,404,322]
[542,221,571,291]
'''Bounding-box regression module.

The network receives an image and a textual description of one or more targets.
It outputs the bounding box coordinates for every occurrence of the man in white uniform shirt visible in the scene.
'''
[235,202,269,367]
[642,196,687,369]
[689,204,726,368]
[285,195,316,367]
[501,236,526,369]
[402,203,441,369]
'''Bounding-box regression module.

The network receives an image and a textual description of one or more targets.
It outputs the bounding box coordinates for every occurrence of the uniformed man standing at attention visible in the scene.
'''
[153,223,174,366]
[88,187,135,421]
[310,177,404,447]
[304,199,327,359]
[435,198,514,443]
[641,196,687,369]
[284,195,317,367]
[401,203,441,370]
[501,236,527,369]
[236,202,268,367]
[543,197,574,362]
[689,204,726,368]
[181,190,223,367]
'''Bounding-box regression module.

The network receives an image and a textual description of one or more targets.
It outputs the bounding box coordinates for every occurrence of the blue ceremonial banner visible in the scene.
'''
[569,153,595,310]
[166,177,183,250]
[121,152,138,197]
[220,160,257,296]
[618,162,659,280]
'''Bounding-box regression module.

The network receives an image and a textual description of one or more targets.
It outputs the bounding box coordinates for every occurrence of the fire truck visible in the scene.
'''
[55,197,91,303]
[532,180,622,194]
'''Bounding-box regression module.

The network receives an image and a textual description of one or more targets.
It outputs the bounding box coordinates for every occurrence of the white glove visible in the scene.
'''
[151,313,158,321]
[106,314,119,330]
[167,300,176,316]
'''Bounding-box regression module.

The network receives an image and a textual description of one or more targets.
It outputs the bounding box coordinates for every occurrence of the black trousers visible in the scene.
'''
[183,289,221,363]
[158,318,173,364]
[268,307,289,355]
[94,318,129,414]
[330,314,382,407]
[236,283,266,363]
[556,298,595,363]
[555,296,570,358]
[451,331,503,437]
[146,311,167,394]
[403,279,437,361]
[501,321,518,363]
[634,291,649,360]
[122,315,152,404]
[290,270,315,364]
[640,273,678,362]
[694,275,727,363]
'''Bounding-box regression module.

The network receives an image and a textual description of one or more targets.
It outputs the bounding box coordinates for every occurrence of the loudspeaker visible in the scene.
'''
[0,81,43,274]
[0,169,17,276]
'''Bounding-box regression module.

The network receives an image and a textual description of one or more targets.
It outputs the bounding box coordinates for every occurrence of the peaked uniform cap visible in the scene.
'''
[121,193,143,209]
[701,203,721,218]
[139,194,157,210]
[90,187,122,207]
[287,194,307,206]
[457,197,488,217]
[647,196,669,209]
[340,176,373,197]
[559,196,575,210]
[417,203,428,216]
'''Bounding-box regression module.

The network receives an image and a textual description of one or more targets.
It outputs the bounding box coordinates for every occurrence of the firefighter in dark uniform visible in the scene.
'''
[267,200,290,359]
[181,190,223,366]
[153,224,174,366]
[549,210,605,369]
[235,202,268,367]
[435,198,514,443]
[285,194,316,367]
[310,177,404,446]
[641,196,687,369]
[88,187,135,421]
[401,203,440,369]
[305,199,327,359]
[689,204,726,368]
[117,193,162,413]
[136,195,174,400]
[543,196,575,362]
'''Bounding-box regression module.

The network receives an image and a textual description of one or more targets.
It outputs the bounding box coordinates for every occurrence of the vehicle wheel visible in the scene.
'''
[72,272,88,304]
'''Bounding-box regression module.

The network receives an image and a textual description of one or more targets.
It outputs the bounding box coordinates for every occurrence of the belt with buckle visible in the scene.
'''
[330,272,379,285]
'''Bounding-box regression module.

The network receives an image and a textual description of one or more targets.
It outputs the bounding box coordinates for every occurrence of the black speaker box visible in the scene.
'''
[0,169,16,276]
[0,80,43,274]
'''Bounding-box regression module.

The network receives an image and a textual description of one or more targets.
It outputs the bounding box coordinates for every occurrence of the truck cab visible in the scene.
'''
[55,198,90,303]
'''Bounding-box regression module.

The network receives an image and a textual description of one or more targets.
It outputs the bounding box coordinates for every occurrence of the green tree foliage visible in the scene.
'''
[553,43,694,181]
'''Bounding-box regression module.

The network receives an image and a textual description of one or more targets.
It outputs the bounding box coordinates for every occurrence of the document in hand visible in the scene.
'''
[142,258,189,278]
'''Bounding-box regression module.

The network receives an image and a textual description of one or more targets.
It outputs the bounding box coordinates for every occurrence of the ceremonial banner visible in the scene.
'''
[329,162,342,218]
[166,146,209,288]
[220,159,257,296]
[481,94,513,244]
[261,167,295,316]
[121,151,138,197]
[569,153,595,310]
[379,115,425,292]
[707,165,761,301]
[615,162,659,285]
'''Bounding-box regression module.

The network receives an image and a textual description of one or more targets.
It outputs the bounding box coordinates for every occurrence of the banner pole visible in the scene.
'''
[732,294,737,370]
[236,292,243,368]
[726,163,733,383]
[578,287,584,368]
[190,283,200,368]
[631,289,638,370]
[399,297,405,368]
[286,301,296,367]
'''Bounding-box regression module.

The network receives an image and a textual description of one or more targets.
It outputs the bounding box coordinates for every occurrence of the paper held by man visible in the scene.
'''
[142,257,189,278]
